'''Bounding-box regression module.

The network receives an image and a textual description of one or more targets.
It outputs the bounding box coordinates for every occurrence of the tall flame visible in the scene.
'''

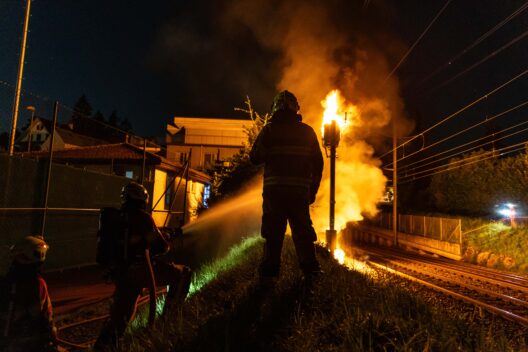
[321,90,349,134]
[313,88,387,232]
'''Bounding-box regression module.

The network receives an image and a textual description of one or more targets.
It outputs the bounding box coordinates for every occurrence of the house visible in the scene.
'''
[23,143,211,226]
[16,115,156,153]
[16,116,56,151]
[166,116,252,170]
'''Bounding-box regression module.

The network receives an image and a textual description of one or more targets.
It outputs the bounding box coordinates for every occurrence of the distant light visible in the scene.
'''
[497,203,516,218]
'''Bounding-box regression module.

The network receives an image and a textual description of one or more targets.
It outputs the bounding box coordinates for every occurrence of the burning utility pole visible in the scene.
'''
[323,119,340,251]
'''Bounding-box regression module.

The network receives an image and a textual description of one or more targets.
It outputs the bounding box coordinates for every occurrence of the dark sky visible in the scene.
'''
[1,0,527,146]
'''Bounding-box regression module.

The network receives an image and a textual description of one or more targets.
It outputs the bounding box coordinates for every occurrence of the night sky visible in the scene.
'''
[1,0,526,146]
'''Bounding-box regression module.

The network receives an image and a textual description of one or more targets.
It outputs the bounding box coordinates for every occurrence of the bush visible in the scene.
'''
[429,150,528,216]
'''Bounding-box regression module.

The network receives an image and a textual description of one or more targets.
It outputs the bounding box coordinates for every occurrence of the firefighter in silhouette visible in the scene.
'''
[94,182,191,349]
[0,235,65,352]
[250,90,324,279]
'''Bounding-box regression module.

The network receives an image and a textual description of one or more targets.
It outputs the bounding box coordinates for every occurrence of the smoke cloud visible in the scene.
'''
[220,0,413,232]
[155,0,415,233]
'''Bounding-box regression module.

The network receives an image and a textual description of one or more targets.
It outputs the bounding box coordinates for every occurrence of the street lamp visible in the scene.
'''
[322,119,341,251]
[26,105,36,152]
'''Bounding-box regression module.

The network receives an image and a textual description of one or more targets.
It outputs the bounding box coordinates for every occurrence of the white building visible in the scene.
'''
[166,117,252,169]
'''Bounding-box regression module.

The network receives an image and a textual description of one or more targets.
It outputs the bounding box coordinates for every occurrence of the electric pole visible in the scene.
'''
[8,0,32,156]
[392,117,398,247]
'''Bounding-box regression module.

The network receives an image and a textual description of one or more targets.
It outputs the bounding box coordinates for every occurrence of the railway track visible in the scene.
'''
[360,245,528,327]
[56,290,165,350]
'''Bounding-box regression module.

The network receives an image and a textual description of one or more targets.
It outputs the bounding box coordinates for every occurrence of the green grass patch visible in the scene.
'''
[114,237,526,351]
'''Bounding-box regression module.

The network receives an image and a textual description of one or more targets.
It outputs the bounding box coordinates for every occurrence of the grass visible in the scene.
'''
[463,221,528,272]
[109,235,527,351]
[398,212,528,272]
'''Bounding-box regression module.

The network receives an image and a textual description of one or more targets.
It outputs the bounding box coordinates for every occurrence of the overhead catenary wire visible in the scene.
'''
[383,0,453,84]
[398,145,526,184]
[397,119,528,174]
[380,67,528,159]
[420,29,528,96]
[415,1,528,87]
[385,98,528,167]
[398,145,527,185]
[399,140,528,182]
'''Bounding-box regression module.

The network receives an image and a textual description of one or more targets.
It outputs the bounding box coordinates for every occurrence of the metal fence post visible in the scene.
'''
[41,101,59,236]
[440,218,443,241]
[459,219,462,244]
[141,138,147,184]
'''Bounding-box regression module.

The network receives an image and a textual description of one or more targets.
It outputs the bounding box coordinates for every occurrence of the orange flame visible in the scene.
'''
[321,89,358,135]
[333,247,345,265]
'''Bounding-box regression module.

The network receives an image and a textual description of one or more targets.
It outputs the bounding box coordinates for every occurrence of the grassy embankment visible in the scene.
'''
[460,217,528,272]
[109,235,525,352]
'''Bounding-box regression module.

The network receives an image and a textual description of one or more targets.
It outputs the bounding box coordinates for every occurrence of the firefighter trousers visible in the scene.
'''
[94,260,191,348]
[260,189,320,277]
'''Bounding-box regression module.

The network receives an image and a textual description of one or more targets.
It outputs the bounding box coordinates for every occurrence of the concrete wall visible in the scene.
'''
[0,155,134,269]
[343,223,462,261]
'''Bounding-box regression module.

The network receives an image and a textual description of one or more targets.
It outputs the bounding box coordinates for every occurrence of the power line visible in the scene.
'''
[420,29,528,97]
[385,99,528,166]
[399,145,526,184]
[379,67,528,159]
[415,1,528,88]
[399,140,527,182]
[397,118,528,174]
[384,0,453,84]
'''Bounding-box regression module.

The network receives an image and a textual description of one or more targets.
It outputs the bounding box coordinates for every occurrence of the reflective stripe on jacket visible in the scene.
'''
[249,111,324,194]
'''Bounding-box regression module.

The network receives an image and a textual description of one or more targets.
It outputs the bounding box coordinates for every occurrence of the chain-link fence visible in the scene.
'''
[369,212,462,244]
[0,82,197,269]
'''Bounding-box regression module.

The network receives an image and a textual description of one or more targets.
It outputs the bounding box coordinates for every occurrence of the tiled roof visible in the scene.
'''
[20,143,212,183]
[56,127,107,147]
[27,143,161,162]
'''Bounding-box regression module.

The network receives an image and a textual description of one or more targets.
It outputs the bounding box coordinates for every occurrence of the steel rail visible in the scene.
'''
[368,260,528,327]
[56,288,167,349]
[368,248,528,294]
[381,259,528,307]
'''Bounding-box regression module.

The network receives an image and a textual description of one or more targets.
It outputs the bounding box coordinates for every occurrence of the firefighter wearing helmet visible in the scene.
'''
[94,182,191,350]
[0,236,65,351]
[250,90,324,280]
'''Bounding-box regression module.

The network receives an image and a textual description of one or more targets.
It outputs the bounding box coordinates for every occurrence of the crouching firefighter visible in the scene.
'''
[0,235,65,352]
[94,182,191,349]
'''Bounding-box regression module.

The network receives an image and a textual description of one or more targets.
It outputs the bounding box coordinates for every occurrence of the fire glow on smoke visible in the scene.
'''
[315,89,387,232]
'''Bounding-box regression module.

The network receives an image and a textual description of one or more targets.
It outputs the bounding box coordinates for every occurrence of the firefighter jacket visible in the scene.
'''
[250,110,324,199]
[0,265,55,351]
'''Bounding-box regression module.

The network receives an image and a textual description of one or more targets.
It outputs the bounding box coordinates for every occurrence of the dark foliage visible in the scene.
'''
[211,97,269,200]
[72,94,93,120]
[429,150,528,216]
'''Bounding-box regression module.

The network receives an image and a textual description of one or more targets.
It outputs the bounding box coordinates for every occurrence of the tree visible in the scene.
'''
[119,117,133,132]
[107,110,120,127]
[428,149,528,216]
[212,96,270,199]
[93,110,105,122]
[72,95,93,119]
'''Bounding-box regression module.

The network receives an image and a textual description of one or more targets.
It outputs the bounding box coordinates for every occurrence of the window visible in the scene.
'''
[125,171,134,179]
[203,184,210,208]
[204,153,213,165]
